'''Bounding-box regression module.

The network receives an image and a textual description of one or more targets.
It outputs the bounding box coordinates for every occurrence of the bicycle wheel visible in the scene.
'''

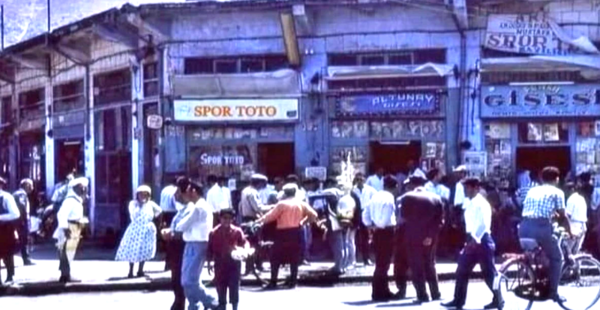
[494,258,536,310]
[558,254,600,310]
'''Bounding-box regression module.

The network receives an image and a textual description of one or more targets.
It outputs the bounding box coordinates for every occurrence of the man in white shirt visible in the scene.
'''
[160,176,185,272]
[362,175,398,301]
[353,173,376,266]
[175,181,218,310]
[407,160,427,179]
[565,180,588,255]
[0,176,20,285]
[13,178,34,266]
[425,168,450,201]
[218,177,232,210]
[365,168,384,192]
[53,177,89,283]
[443,177,499,310]
[452,165,467,208]
[206,175,228,227]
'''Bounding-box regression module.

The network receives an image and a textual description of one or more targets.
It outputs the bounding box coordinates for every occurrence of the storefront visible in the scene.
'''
[172,99,300,181]
[328,92,448,176]
[481,84,600,184]
[17,88,46,191]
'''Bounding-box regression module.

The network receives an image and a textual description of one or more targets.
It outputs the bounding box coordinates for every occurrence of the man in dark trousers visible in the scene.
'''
[400,175,443,303]
[442,177,499,310]
[362,175,399,301]
[13,178,35,266]
[161,176,190,310]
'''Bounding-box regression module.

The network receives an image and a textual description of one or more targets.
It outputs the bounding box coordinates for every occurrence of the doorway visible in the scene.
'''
[55,139,84,181]
[369,141,421,175]
[257,143,295,179]
[516,146,571,179]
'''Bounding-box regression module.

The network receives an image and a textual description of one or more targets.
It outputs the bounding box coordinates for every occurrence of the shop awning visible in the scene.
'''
[482,56,600,73]
[326,63,455,80]
[173,69,301,98]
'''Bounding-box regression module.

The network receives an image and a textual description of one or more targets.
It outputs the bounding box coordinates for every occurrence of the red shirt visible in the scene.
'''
[208,224,247,261]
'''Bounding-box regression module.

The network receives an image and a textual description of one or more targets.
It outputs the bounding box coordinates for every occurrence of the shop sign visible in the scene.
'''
[200,153,245,166]
[305,167,327,181]
[480,85,600,118]
[485,14,599,56]
[173,99,299,122]
[336,92,442,117]
[146,115,163,129]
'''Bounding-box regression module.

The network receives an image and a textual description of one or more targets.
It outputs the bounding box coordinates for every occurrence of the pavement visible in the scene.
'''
[0,241,500,297]
[0,283,579,310]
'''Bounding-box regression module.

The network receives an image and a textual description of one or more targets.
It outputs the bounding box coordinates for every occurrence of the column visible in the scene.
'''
[84,65,96,235]
[44,80,54,197]
[131,64,142,192]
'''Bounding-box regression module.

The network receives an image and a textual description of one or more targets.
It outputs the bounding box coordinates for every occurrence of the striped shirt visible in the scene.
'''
[261,199,317,230]
[522,184,565,220]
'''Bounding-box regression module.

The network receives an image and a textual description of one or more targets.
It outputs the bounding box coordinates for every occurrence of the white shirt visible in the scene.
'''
[362,190,396,229]
[566,192,588,236]
[222,186,232,209]
[0,190,20,222]
[52,194,85,240]
[353,185,377,208]
[175,198,213,242]
[425,182,450,201]
[454,182,465,206]
[410,168,427,179]
[259,185,274,205]
[307,190,325,211]
[463,193,492,244]
[206,184,228,213]
[365,175,384,191]
[160,185,178,213]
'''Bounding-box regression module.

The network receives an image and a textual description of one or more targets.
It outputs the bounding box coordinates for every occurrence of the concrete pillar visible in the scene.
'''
[84,66,96,235]
[131,64,142,193]
[44,81,54,196]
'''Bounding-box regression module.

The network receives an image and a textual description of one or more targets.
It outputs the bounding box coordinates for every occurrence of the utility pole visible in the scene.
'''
[1,5,4,50]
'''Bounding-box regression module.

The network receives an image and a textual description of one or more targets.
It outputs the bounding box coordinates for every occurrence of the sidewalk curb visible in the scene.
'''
[0,270,486,297]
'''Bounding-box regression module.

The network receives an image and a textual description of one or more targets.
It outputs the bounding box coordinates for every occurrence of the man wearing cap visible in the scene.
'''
[257,183,318,289]
[362,175,398,301]
[13,178,35,266]
[399,175,443,303]
[53,177,89,283]
[0,176,20,285]
[442,177,499,310]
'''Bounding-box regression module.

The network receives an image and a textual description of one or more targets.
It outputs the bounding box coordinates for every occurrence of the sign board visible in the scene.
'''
[463,151,487,178]
[480,84,600,118]
[336,92,442,117]
[146,115,163,129]
[173,99,299,122]
[485,14,599,56]
[305,166,327,181]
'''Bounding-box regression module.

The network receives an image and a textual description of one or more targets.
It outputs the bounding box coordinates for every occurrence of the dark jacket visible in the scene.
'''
[399,189,444,245]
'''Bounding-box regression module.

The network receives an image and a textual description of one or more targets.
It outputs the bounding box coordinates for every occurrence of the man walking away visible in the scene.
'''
[160,177,182,271]
[362,175,398,301]
[352,173,376,266]
[400,175,443,303]
[366,168,384,192]
[13,178,34,265]
[160,177,190,310]
[206,174,227,227]
[239,174,270,274]
[565,177,587,256]
[175,181,218,310]
[442,177,499,310]
[0,176,20,285]
[519,166,572,303]
[53,177,89,283]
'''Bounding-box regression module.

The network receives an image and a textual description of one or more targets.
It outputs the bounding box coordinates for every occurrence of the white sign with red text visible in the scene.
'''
[173,99,299,122]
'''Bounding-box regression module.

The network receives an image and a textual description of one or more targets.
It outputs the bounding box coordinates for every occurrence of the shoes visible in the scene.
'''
[301,260,310,266]
[431,293,442,301]
[263,283,277,290]
[484,300,501,309]
[204,299,220,310]
[364,260,373,266]
[23,259,35,266]
[137,271,145,277]
[552,295,567,303]
[372,292,395,302]
[127,272,134,279]
[441,300,464,310]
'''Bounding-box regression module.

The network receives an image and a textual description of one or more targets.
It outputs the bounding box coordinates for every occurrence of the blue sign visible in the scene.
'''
[480,85,600,118]
[336,92,442,117]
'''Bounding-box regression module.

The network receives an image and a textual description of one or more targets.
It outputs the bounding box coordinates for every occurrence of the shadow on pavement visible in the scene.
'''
[343,300,379,306]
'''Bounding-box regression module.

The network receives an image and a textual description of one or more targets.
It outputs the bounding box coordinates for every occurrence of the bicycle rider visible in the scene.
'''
[519,166,572,303]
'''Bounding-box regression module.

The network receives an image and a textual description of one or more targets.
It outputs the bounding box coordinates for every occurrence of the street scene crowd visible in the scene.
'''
[0,160,598,310]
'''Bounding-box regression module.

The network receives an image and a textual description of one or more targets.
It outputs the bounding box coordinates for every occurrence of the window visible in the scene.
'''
[1,96,11,124]
[53,80,85,113]
[143,62,159,97]
[184,55,289,74]
[18,88,45,120]
[328,49,446,66]
[518,122,568,143]
[481,71,584,84]
[328,76,446,90]
[94,106,132,152]
[93,69,131,106]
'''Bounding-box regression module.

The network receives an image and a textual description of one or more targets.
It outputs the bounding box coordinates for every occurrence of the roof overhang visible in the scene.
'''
[326,63,455,80]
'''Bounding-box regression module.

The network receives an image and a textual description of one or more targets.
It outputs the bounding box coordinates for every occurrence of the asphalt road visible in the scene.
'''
[0,282,572,310]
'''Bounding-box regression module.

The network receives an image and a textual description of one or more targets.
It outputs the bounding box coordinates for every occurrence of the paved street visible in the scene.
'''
[0,282,571,310]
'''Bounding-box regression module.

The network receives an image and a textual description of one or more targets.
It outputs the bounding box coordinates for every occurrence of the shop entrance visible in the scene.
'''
[516,146,571,179]
[55,139,84,181]
[257,143,295,179]
[370,141,421,175]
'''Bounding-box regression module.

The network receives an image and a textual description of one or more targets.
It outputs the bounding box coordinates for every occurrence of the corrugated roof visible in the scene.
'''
[0,0,187,49]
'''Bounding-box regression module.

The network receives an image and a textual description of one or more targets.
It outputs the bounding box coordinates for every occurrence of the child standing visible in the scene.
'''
[208,208,248,310]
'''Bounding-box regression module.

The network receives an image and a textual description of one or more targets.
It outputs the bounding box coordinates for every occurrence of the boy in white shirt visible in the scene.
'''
[565,180,588,256]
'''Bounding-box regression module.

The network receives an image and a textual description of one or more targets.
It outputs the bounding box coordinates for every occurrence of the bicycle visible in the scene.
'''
[494,224,600,310]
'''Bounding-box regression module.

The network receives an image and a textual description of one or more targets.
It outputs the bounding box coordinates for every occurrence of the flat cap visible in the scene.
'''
[250,173,268,181]
[69,177,89,188]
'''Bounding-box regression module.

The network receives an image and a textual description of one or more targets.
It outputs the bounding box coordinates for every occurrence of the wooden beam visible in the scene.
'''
[125,14,169,42]
[0,61,16,83]
[54,42,91,65]
[8,55,47,70]
[280,13,301,67]
[92,23,138,48]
